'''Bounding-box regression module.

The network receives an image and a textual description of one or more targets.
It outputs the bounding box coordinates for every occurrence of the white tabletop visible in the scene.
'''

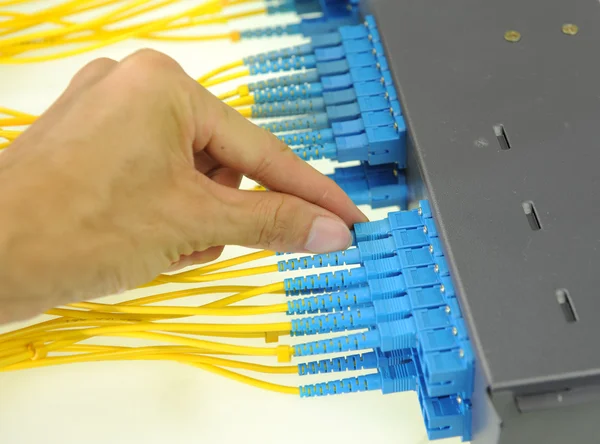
[0,4,462,443]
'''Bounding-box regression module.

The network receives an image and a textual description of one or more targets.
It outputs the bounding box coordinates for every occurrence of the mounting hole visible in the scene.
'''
[556,289,578,323]
[522,201,542,231]
[494,124,512,150]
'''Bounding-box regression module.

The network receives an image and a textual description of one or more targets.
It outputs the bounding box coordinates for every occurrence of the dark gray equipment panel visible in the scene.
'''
[361,0,600,442]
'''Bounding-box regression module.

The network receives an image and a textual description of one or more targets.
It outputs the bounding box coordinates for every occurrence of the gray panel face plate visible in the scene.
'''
[367,0,600,393]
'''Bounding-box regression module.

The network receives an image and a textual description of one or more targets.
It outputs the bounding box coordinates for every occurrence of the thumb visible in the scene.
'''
[206,187,354,254]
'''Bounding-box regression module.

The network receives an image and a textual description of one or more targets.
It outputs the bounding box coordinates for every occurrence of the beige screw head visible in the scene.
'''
[504,30,521,42]
[562,24,579,35]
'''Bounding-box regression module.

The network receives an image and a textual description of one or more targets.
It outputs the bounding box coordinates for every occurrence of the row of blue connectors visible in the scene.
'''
[328,163,407,209]
[282,201,474,396]
[283,202,473,397]
[286,202,472,439]
[237,17,406,166]
[240,1,359,40]
[276,201,473,440]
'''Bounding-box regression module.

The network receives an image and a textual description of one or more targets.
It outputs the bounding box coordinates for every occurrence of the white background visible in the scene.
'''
[0,2,462,443]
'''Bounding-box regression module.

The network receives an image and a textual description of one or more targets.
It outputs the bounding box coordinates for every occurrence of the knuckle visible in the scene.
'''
[253,195,289,248]
[249,135,293,183]
[78,57,115,76]
[123,49,180,73]
[69,57,116,88]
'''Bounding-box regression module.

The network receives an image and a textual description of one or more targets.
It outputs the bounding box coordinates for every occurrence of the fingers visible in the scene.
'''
[188,84,368,227]
[197,184,353,253]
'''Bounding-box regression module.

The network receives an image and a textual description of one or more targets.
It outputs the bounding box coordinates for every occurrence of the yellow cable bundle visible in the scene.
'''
[0,0,266,63]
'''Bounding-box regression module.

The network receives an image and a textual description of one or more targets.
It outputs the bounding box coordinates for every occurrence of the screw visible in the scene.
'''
[504,30,521,42]
[445,305,451,314]
[429,245,434,254]
[434,264,440,273]
[418,207,423,216]
[423,225,428,234]
[457,396,463,404]
[562,23,579,35]
[440,284,445,293]
[459,349,465,358]
[452,327,458,336]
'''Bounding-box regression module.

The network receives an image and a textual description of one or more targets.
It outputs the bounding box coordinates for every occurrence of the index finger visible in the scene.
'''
[189,83,368,227]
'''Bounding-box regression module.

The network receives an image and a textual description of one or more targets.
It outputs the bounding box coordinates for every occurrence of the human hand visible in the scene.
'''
[0,49,366,323]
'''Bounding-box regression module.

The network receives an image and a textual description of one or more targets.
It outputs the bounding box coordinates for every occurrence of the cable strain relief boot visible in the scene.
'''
[239,23,302,39]
[293,329,380,357]
[284,269,368,295]
[251,97,326,118]
[293,143,337,161]
[279,128,334,145]
[277,248,361,272]
[297,351,379,375]
[248,70,320,91]
[286,286,372,314]
[260,113,329,133]
[291,306,376,335]
[254,83,324,104]
[299,374,380,397]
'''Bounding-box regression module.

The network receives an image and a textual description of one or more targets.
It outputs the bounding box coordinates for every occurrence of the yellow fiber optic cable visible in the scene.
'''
[0,0,152,48]
[155,264,279,284]
[138,32,233,42]
[202,282,285,308]
[0,118,34,126]
[0,321,291,353]
[192,363,299,395]
[0,286,257,343]
[237,106,253,118]
[0,0,261,58]
[0,2,224,63]
[197,59,244,84]
[67,301,289,316]
[125,285,257,306]
[46,307,169,321]
[201,69,251,88]
[2,349,298,374]
[218,89,239,101]
[225,95,255,107]
[0,329,293,368]
[0,129,21,139]
[0,105,36,118]
[52,321,291,337]
[161,6,267,29]
[168,250,275,278]
[97,332,293,360]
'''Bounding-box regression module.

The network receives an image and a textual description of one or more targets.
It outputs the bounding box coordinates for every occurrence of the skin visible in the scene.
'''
[0,49,367,324]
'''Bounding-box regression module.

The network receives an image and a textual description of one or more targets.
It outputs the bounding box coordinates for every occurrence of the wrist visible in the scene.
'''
[0,156,90,322]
